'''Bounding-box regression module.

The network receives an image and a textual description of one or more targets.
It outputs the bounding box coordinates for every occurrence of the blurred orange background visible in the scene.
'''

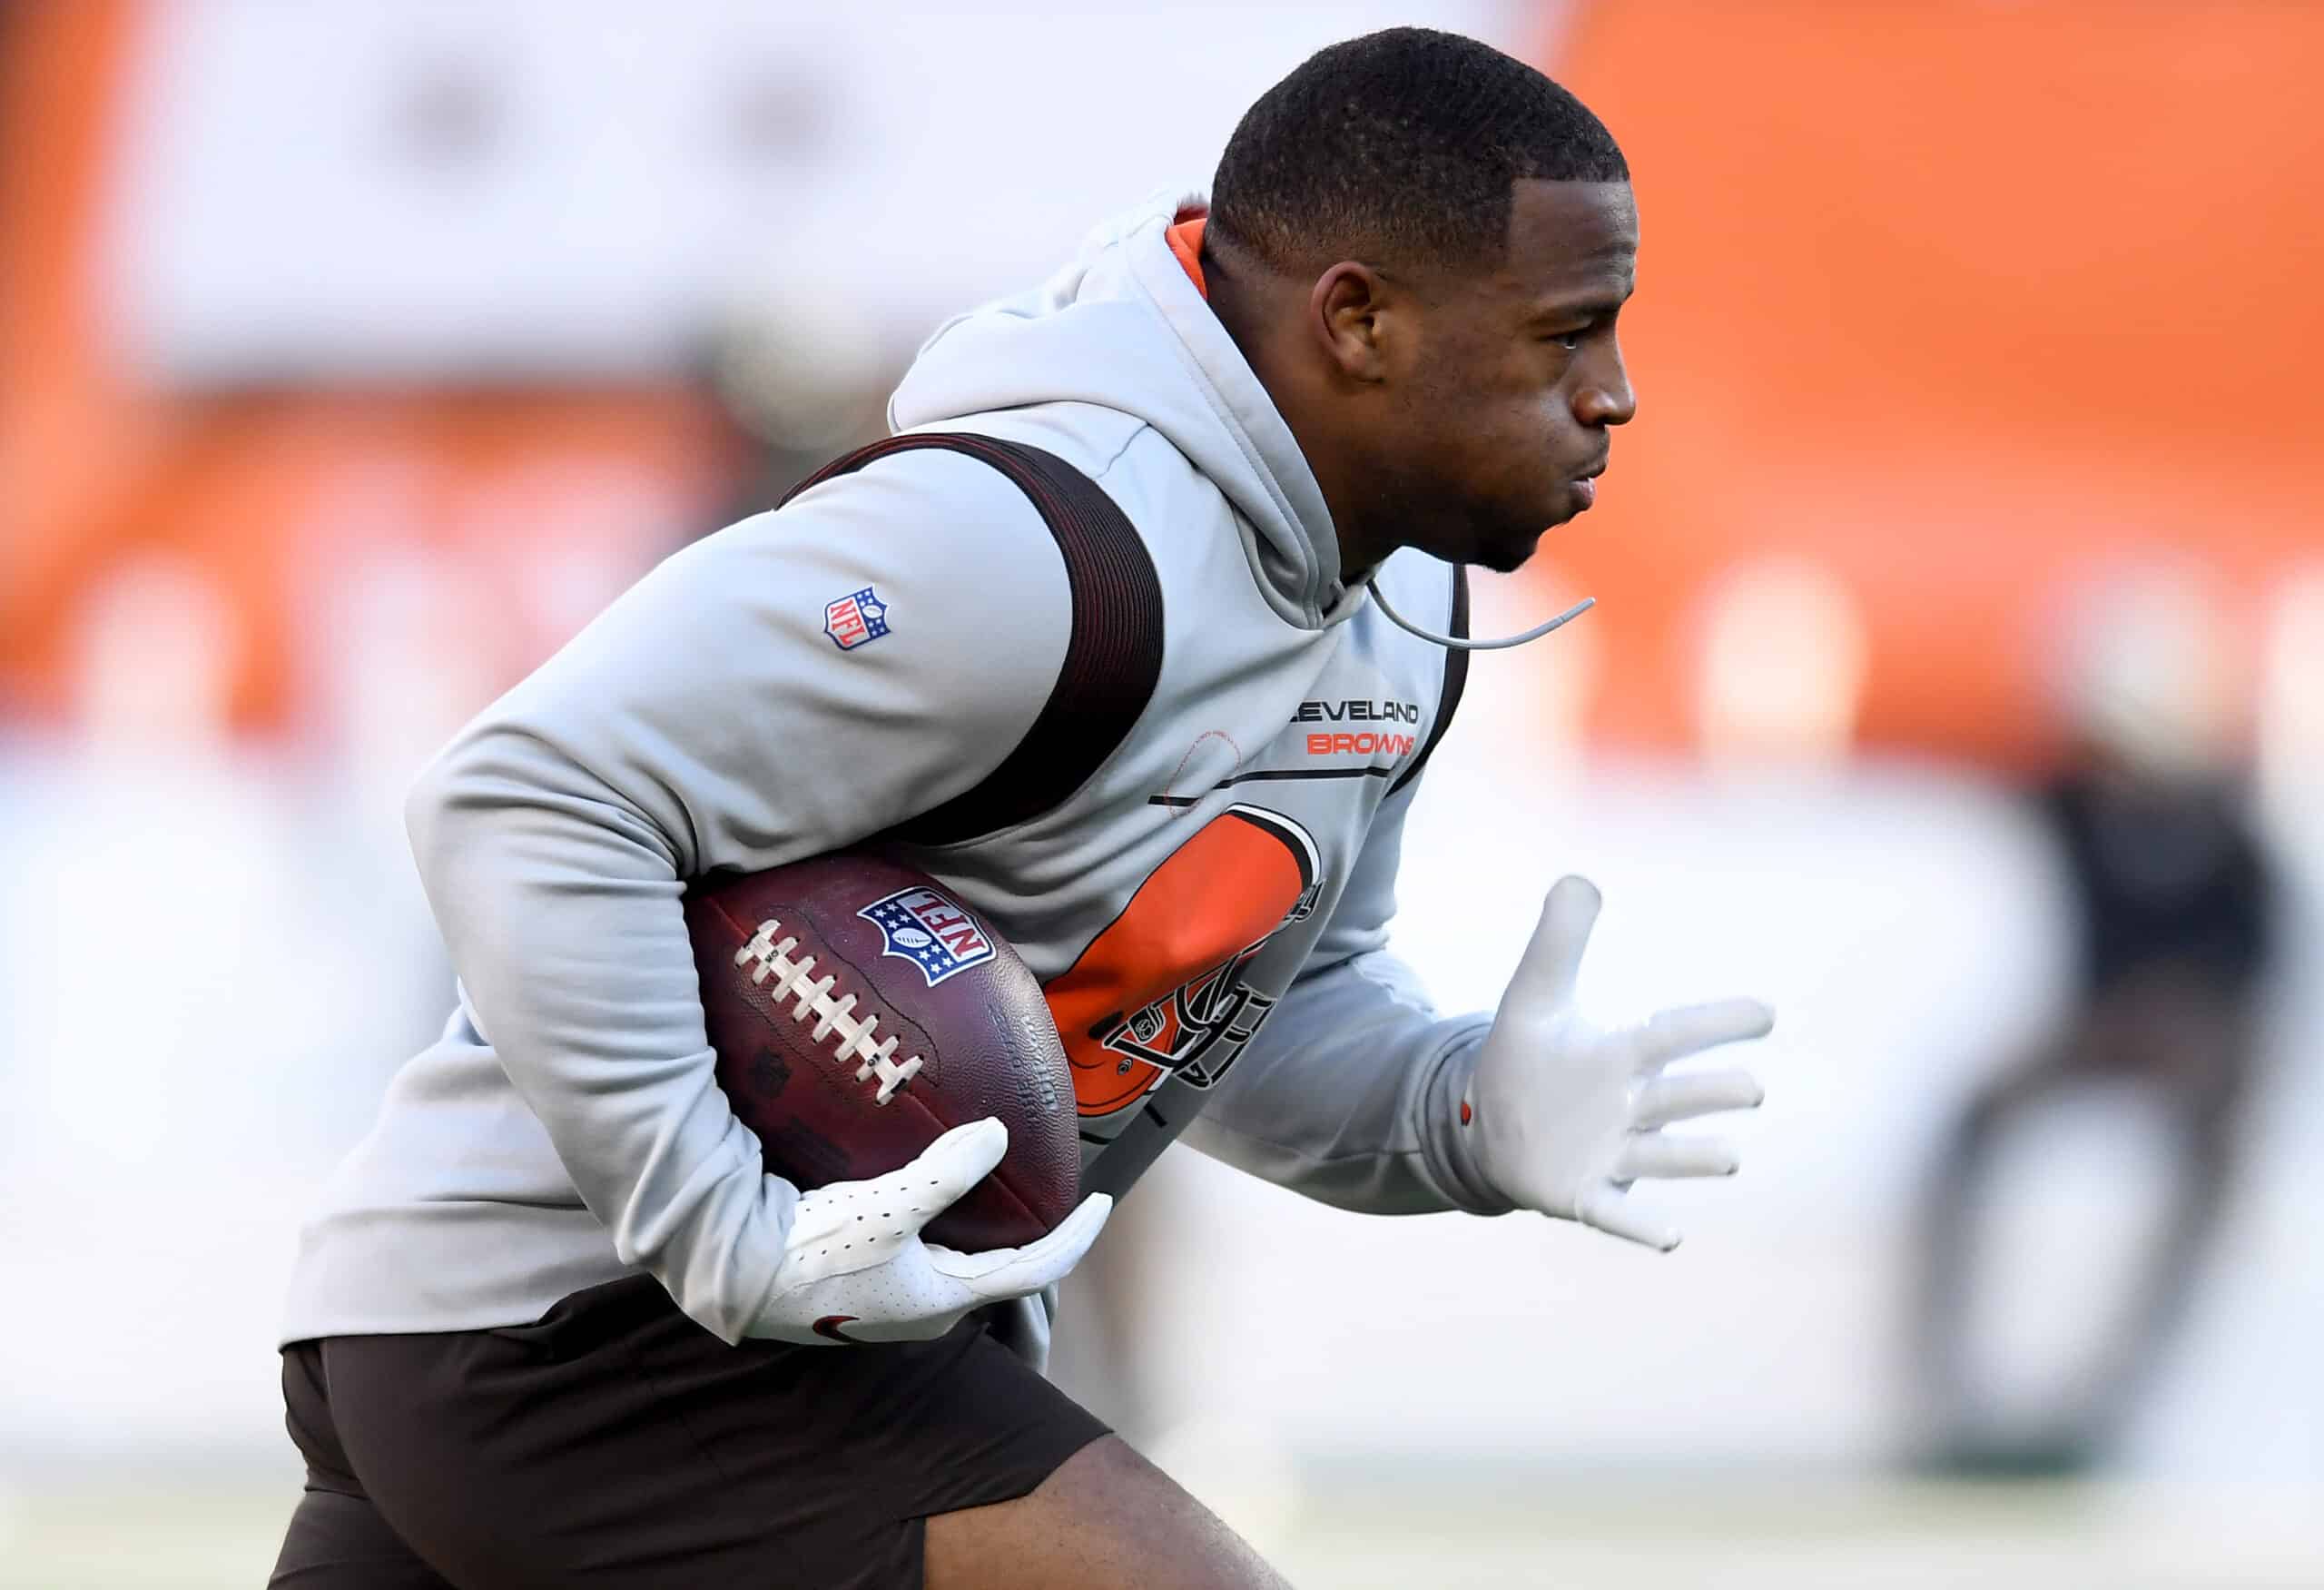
[1550,1,2323,765]
[0,0,739,732]
[6,1,2319,758]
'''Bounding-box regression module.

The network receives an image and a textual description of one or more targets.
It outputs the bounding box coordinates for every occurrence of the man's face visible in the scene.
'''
[1374,180,1639,573]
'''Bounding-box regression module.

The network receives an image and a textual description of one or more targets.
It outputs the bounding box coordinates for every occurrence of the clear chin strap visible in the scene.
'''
[1364,577,1596,652]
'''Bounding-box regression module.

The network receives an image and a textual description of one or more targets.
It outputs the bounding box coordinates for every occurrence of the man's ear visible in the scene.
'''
[1307,262,1397,383]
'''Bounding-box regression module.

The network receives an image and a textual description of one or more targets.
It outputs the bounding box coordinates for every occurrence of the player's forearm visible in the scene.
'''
[1180,951,1510,1215]
[407,726,795,1343]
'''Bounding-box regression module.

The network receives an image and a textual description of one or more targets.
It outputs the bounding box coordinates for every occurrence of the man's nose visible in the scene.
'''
[1575,346,1637,427]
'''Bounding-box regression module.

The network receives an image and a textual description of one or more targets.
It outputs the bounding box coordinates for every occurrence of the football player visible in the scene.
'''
[272,28,1770,1589]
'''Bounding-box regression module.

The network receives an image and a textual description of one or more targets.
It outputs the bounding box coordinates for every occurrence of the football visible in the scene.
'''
[684,850,1079,1251]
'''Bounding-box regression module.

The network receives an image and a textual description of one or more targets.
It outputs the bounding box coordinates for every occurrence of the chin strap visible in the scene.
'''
[1365,576,1596,652]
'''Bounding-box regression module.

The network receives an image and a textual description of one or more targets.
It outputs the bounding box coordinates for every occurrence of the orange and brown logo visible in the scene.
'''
[1042,805,1321,1118]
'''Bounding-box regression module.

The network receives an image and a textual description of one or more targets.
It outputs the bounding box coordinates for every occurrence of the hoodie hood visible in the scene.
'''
[889,191,1360,630]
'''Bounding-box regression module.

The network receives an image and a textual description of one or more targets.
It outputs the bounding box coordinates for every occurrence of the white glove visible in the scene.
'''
[747,1117,1111,1345]
[1461,876,1770,1251]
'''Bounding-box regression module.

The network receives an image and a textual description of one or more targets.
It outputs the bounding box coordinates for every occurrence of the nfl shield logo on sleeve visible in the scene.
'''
[822,587,891,651]
[859,887,998,986]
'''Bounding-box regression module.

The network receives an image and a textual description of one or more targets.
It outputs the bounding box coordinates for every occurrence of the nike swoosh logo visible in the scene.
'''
[812,1314,861,1343]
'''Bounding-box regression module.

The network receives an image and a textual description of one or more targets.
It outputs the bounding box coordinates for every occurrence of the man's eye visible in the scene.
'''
[1545,328,1588,351]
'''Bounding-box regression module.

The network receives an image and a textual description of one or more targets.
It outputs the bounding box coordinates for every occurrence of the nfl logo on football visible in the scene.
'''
[822,586,891,651]
[860,887,997,986]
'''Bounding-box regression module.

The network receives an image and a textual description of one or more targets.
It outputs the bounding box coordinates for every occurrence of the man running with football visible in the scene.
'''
[273,28,1771,1589]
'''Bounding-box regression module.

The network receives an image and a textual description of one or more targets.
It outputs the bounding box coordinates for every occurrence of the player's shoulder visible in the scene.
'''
[928,404,1227,542]
[604,439,1076,692]
[919,404,1153,486]
[767,410,1165,569]
[768,435,1061,558]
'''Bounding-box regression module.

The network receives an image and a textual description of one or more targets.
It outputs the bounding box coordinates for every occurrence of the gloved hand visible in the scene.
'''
[748,1117,1111,1344]
[1461,876,1770,1250]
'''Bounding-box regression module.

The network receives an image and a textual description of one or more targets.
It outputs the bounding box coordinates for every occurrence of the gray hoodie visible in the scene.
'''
[281,192,1507,1355]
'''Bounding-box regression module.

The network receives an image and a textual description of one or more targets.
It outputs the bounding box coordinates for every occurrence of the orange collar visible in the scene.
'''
[1165,216,1207,299]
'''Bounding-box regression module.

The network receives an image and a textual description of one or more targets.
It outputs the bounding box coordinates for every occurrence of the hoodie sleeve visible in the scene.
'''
[404,449,1072,1343]
[1177,772,1514,1217]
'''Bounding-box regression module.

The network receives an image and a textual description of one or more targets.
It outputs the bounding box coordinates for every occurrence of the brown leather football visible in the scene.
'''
[684,851,1078,1251]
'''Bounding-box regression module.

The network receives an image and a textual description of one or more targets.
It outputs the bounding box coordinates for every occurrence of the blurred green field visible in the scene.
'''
[7,1472,2319,1588]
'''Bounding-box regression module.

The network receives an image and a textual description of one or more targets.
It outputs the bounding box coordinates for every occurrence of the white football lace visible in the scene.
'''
[734,918,924,1104]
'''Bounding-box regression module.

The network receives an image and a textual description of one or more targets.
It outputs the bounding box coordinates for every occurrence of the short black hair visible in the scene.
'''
[1209,27,1628,275]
